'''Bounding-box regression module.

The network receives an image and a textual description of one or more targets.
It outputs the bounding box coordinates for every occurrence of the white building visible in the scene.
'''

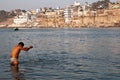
[64,6,73,23]
[14,12,32,24]
[36,9,41,13]
[64,0,82,23]
[74,0,80,6]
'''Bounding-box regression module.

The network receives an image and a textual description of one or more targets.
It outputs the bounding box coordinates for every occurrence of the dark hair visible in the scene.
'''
[18,42,24,47]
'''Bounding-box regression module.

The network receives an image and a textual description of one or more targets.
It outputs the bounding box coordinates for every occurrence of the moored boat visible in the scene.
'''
[13,27,19,31]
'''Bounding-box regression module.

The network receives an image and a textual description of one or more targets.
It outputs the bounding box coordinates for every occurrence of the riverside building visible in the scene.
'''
[13,12,32,24]
[64,6,73,23]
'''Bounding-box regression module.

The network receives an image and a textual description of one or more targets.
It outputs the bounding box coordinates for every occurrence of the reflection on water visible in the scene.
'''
[11,65,25,80]
[0,28,120,80]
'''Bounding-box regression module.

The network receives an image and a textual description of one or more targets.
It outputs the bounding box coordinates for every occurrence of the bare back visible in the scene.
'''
[10,45,22,59]
[10,42,33,66]
[10,45,33,59]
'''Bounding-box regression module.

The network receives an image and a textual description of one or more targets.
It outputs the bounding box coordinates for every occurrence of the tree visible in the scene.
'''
[0,10,15,22]
[91,0,110,10]
[0,10,8,18]
[0,10,8,22]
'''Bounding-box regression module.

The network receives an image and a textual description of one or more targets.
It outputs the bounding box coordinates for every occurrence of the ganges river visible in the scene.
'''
[0,28,120,80]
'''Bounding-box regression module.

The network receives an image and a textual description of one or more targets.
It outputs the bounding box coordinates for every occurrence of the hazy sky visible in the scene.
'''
[0,0,118,11]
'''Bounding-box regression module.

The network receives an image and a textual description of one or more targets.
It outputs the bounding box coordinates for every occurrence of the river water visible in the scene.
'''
[0,28,120,80]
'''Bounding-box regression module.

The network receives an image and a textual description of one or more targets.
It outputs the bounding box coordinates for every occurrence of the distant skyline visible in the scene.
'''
[0,0,118,11]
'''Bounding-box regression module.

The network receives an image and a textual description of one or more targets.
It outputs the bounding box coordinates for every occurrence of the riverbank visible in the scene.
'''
[0,9,120,28]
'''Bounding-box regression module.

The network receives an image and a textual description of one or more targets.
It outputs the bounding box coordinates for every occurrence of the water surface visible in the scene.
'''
[0,28,120,80]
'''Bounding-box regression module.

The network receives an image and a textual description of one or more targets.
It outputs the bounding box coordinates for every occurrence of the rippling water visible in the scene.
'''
[0,28,120,80]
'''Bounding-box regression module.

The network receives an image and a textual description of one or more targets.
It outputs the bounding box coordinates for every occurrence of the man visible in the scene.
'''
[10,42,33,66]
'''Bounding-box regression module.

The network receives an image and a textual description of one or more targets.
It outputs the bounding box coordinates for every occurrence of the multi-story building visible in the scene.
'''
[13,12,32,24]
[64,6,73,23]
[63,1,80,23]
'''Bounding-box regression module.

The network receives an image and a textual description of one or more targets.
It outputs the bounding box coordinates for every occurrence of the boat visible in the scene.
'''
[13,27,19,31]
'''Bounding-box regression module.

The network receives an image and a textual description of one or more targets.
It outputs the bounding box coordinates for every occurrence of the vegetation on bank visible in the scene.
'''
[0,10,12,22]
[0,9,26,22]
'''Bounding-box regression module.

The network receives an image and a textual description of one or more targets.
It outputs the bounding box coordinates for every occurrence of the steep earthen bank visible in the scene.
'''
[0,9,120,28]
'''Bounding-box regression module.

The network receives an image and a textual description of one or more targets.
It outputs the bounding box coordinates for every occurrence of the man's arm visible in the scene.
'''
[21,46,33,51]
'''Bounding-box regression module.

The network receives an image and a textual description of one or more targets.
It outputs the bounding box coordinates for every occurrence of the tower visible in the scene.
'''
[74,0,80,6]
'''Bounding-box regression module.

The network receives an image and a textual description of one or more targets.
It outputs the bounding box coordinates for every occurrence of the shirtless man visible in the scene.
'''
[10,42,33,65]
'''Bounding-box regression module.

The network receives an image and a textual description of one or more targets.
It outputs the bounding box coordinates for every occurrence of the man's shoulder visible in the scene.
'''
[14,45,22,50]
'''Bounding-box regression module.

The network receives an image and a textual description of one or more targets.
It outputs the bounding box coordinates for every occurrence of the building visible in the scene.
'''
[74,0,80,6]
[64,6,73,23]
[13,12,32,24]
[118,0,120,4]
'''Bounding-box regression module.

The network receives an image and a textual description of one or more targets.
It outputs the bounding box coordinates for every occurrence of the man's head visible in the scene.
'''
[18,42,24,47]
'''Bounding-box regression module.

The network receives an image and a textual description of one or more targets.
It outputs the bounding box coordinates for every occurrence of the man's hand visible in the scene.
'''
[28,45,33,49]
